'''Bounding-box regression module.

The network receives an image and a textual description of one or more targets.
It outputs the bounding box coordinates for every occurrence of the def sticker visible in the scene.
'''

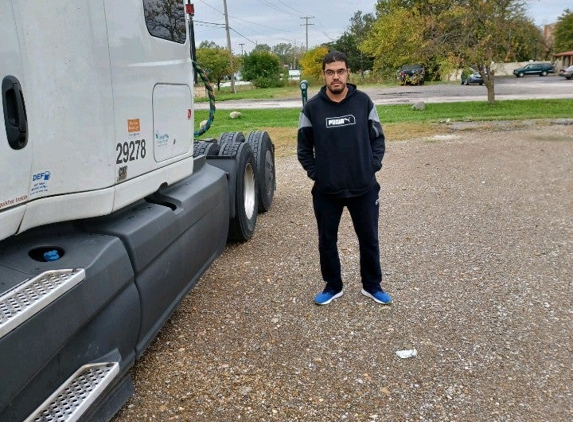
[30,171,51,196]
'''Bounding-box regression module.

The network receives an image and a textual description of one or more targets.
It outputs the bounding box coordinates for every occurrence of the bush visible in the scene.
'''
[253,77,283,89]
[241,51,283,88]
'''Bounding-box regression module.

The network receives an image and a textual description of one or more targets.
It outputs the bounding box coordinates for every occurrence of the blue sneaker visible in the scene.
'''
[361,288,392,304]
[314,289,343,305]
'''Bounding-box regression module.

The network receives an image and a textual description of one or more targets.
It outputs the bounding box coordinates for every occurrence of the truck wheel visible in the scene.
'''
[193,140,220,157]
[219,141,258,241]
[246,131,275,213]
[219,131,245,150]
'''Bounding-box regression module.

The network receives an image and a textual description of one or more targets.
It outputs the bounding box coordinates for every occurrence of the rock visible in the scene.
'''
[412,101,426,111]
[239,386,252,395]
[551,118,573,125]
[230,111,242,119]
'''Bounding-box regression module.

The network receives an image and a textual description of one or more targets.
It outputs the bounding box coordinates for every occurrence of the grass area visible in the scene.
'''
[195,99,573,157]
[203,84,302,101]
[377,99,573,123]
[196,78,395,102]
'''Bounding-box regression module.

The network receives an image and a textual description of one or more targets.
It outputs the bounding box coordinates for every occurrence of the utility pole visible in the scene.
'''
[239,43,244,55]
[222,0,235,93]
[293,40,297,70]
[300,16,314,52]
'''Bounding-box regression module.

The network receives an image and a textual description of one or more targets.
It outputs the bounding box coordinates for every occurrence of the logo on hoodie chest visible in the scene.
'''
[326,115,356,128]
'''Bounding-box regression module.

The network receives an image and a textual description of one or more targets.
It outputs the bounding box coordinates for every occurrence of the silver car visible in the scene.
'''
[558,65,573,80]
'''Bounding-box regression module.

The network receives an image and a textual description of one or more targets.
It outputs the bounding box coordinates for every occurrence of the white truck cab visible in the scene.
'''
[1,0,195,241]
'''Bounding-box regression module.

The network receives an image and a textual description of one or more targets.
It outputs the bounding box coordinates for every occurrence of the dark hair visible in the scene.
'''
[322,51,348,70]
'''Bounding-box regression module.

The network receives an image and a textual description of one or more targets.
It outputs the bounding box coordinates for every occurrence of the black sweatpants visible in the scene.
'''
[312,182,382,293]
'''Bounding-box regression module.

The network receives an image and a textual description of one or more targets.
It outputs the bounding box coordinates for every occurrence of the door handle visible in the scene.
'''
[2,75,28,150]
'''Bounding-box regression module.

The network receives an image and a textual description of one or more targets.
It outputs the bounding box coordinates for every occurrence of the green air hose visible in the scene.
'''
[192,61,216,137]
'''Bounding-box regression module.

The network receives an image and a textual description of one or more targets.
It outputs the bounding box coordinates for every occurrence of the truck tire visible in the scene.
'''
[219,131,245,150]
[193,140,220,157]
[246,131,275,213]
[219,141,258,241]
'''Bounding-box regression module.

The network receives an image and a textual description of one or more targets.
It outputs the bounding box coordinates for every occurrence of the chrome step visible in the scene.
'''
[0,269,85,339]
[24,362,120,422]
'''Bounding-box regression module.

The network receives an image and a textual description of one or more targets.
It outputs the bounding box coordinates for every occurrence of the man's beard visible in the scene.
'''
[327,82,345,95]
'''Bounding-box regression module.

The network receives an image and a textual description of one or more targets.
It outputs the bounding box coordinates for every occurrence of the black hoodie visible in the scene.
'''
[297,83,385,198]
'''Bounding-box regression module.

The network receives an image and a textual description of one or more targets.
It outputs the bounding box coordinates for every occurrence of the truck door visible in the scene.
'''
[103,0,194,182]
[0,1,32,240]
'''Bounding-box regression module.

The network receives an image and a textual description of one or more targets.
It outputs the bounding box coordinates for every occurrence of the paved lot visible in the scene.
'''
[196,75,573,109]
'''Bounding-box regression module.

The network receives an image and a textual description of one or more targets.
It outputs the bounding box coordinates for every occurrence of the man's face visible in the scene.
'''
[323,61,349,95]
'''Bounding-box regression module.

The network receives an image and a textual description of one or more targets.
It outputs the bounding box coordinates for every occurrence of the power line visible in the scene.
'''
[194,20,225,27]
[229,27,257,46]
[256,0,299,18]
[198,0,223,15]
[229,14,297,36]
[229,18,294,45]
[276,0,306,16]
[194,1,338,52]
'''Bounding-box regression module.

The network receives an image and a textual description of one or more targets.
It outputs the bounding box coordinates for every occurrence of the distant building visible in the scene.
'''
[543,23,556,46]
[554,51,573,69]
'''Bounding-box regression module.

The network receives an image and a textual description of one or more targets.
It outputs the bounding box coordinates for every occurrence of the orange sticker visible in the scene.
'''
[128,119,140,133]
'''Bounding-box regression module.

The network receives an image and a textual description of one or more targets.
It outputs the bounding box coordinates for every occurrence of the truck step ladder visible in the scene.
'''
[0,269,85,339]
[24,362,120,422]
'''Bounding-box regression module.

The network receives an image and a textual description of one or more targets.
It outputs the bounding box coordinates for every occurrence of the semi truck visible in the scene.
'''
[0,1,275,421]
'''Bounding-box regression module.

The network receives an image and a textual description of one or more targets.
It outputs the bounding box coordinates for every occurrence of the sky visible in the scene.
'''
[191,0,571,54]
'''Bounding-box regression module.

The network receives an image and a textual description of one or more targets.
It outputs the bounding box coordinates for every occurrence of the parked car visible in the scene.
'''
[461,68,484,85]
[397,64,425,85]
[558,65,573,80]
[513,63,554,77]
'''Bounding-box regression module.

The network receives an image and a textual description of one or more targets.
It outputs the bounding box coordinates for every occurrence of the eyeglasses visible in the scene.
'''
[324,69,348,77]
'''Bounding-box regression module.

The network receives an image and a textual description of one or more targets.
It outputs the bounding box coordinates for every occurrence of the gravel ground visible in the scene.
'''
[113,122,572,422]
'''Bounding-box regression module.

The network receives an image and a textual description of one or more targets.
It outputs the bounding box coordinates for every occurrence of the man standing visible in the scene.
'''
[297,51,392,306]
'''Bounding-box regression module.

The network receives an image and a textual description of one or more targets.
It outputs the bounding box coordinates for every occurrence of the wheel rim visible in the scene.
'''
[264,149,274,197]
[243,162,256,220]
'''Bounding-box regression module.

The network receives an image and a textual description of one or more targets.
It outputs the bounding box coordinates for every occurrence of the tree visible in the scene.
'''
[272,43,295,68]
[252,44,272,53]
[299,46,329,81]
[554,9,573,53]
[360,3,425,76]
[241,51,283,88]
[346,11,376,73]
[510,19,546,61]
[198,40,222,49]
[361,0,536,104]
[195,47,238,90]
[327,11,375,76]
[453,0,535,103]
